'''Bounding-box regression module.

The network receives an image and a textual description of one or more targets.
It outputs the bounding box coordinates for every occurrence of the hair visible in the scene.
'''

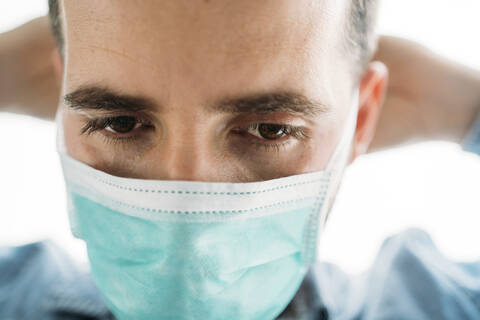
[48,0,378,78]
[48,0,63,55]
[347,0,380,78]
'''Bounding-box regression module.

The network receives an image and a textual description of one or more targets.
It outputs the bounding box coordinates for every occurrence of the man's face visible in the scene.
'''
[60,0,360,182]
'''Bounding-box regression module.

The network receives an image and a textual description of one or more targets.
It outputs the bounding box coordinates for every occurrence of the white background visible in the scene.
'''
[1,1,479,274]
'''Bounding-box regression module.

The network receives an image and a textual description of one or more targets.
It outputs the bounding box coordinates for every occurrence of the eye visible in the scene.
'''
[230,122,310,154]
[104,116,142,134]
[80,115,154,137]
[246,123,291,140]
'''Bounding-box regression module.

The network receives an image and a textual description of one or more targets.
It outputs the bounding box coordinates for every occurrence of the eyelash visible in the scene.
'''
[237,123,309,153]
[81,117,152,135]
[80,116,309,152]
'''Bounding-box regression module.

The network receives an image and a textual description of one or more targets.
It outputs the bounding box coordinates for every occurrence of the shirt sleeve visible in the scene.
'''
[312,228,480,320]
[462,109,480,155]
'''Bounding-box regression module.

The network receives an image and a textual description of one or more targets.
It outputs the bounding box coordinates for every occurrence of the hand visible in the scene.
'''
[0,16,59,119]
[369,36,480,151]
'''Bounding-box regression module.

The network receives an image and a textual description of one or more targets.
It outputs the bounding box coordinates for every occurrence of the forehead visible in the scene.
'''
[62,0,352,108]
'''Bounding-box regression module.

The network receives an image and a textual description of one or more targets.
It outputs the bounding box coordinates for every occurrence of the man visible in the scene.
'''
[1,0,479,319]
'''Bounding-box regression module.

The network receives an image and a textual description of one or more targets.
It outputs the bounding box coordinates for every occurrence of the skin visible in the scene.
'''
[0,17,58,119]
[370,36,480,150]
[50,0,387,183]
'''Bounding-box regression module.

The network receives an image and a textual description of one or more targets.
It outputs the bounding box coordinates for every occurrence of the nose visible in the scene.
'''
[156,126,220,182]
[163,147,210,182]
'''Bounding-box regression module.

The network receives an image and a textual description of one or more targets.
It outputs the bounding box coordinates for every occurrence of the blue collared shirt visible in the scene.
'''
[2,116,480,320]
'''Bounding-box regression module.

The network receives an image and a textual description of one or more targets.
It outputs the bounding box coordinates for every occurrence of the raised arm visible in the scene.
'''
[0,16,59,119]
[369,35,480,151]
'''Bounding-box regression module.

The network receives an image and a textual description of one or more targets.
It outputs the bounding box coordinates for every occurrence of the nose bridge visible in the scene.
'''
[166,140,204,181]
[160,118,213,182]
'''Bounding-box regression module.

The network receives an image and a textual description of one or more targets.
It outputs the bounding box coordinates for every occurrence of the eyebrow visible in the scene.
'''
[211,90,329,117]
[64,86,156,114]
[64,85,329,117]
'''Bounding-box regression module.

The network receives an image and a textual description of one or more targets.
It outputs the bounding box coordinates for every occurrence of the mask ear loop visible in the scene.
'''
[325,88,360,173]
[302,88,360,267]
[318,87,359,227]
[55,106,67,154]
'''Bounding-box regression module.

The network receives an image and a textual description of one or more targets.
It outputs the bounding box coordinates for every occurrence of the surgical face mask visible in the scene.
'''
[56,90,359,320]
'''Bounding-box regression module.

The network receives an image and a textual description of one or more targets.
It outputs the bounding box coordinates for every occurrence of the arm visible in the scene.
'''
[0,16,59,120]
[369,36,480,151]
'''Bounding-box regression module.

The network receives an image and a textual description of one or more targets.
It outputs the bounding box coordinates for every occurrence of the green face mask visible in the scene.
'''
[56,91,358,320]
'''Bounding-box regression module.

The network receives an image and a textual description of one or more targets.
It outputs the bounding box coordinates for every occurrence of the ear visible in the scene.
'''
[349,61,389,163]
[51,47,63,87]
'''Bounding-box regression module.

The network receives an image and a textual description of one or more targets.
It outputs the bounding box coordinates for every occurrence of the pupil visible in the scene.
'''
[258,124,285,140]
[109,116,137,133]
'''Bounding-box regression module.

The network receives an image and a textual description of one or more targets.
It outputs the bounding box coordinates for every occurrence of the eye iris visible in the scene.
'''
[108,116,138,134]
[258,124,286,140]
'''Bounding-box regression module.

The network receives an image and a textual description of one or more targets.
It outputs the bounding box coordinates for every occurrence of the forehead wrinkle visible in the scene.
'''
[65,0,348,115]
[74,43,164,73]
[67,0,335,70]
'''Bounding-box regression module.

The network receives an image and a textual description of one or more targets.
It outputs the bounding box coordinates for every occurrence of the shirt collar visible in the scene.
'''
[43,271,114,319]
[276,266,329,320]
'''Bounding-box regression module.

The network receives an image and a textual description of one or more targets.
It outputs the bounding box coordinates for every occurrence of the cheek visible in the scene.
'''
[251,123,341,180]
[63,113,114,172]
[292,127,339,174]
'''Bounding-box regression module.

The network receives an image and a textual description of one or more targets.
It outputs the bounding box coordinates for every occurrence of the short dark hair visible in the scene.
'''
[48,0,63,55]
[48,0,378,77]
[347,0,379,77]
